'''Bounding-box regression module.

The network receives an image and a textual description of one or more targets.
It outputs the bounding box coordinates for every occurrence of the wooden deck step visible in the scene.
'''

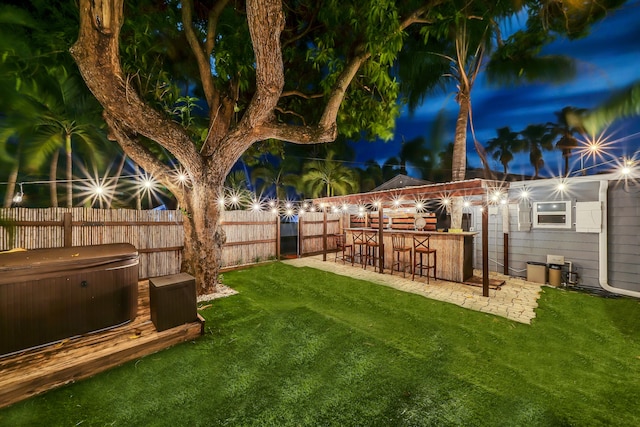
[0,281,204,409]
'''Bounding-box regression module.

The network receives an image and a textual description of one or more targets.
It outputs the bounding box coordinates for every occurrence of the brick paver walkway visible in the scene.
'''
[283,255,543,324]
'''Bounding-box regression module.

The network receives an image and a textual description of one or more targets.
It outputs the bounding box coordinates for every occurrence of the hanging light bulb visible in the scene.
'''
[12,183,24,204]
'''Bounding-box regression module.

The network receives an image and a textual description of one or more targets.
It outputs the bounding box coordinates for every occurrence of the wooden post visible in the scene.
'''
[63,212,72,247]
[298,215,303,258]
[322,208,327,261]
[276,214,281,260]
[503,233,509,275]
[482,204,489,297]
[502,203,510,276]
[378,205,384,273]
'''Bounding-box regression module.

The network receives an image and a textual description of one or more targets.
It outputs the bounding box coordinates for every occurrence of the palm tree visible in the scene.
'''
[251,157,300,201]
[382,156,402,182]
[0,1,111,207]
[21,67,109,208]
[549,107,585,176]
[575,80,640,135]
[357,159,383,193]
[486,126,521,174]
[299,151,359,198]
[519,124,555,178]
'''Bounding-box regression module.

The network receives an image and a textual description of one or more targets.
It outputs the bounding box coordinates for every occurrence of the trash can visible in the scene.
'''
[526,261,548,284]
[548,264,562,287]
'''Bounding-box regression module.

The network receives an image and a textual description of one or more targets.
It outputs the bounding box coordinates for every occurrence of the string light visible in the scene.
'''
[12,183,24,204]
[5,147,637,212]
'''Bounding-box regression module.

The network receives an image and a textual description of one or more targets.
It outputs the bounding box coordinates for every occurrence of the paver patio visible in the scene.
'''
[283,255,543,324]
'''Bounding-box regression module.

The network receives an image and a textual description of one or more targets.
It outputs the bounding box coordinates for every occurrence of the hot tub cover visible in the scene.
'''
[0,243,138,285]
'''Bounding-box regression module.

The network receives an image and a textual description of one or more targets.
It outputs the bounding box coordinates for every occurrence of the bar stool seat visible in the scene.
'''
[352,230,366,267]
[363,231,380,271]
[334,233,353,265]
[412,234,436,283]
[391,234,412,277]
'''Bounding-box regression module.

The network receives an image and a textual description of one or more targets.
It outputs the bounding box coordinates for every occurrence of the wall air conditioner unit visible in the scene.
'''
[532,201,572,229]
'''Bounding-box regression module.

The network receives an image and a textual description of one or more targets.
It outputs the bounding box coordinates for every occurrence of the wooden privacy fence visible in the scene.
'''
[0,208,349,277]
[299,212,341,256]
[0,208,184,279]
[220,210,279,266]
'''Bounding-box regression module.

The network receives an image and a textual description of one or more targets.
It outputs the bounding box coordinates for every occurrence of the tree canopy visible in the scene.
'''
[0,0,629,294]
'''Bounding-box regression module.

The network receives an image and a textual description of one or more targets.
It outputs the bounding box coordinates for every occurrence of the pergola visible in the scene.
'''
[312,178,510,297]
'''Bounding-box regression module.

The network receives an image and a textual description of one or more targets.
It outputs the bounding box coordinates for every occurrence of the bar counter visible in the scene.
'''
[345,228,476,282]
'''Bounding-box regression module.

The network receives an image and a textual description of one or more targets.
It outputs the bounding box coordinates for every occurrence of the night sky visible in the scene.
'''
[349,1,640,178]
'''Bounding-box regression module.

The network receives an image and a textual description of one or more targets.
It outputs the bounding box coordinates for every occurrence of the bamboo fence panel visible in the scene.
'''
[299,212,341,255]
[1,207,298,276]
[0,208,184,279]
[220,210,277,268]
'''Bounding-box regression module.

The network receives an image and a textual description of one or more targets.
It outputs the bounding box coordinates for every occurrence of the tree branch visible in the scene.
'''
[104,112,190,197]
[181,0,218,110]
[70,0,201,174]
[317,0,445,131]
[281,90,324,99]
[237,0,285,129]
[204,0,230,55]
[274,106,307,126]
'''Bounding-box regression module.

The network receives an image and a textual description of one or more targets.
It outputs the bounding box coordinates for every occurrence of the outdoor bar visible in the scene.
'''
[344,227,475,282]
[313,178,507,296]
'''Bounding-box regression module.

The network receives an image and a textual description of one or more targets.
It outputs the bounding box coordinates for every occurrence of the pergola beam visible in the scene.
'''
[313,179,507,206]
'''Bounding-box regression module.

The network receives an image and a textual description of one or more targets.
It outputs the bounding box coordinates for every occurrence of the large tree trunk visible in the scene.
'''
[3,143,20,208]
[451,91,470,182]
[180,179,226,295]
[450,89,470,230]
[49,149,59,207]
[107,153,127,208]
[65,134,73,208]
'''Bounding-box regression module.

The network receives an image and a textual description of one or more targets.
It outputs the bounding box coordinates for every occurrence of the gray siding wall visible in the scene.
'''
[608,182,640,291]
[471,179,637,292]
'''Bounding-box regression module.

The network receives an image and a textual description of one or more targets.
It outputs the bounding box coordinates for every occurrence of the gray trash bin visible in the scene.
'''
[548,264,562,287]
[527,261,547,284]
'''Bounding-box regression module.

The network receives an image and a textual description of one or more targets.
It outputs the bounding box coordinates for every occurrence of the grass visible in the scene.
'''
[1,262,639,426]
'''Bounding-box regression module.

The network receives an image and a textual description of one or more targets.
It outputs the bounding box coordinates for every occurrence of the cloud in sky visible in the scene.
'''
[351,1,640,177]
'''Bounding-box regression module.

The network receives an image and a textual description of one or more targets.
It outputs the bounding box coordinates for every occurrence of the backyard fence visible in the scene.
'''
[220,210,278,267]
[0,208,184,279]
[0,208,349,278]
[298,212,341,256]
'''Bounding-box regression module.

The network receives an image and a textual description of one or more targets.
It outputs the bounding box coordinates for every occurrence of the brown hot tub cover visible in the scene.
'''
[0,243,139,356]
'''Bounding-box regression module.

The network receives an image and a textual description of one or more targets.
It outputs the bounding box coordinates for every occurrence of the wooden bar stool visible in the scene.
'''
[363,231,380,271]
[334,234,353,265]
[391,234,412,277]
[412,234,436,283]
[352,230,366,267]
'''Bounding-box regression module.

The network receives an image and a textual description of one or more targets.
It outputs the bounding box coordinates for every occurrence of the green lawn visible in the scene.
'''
[1,262,639,426]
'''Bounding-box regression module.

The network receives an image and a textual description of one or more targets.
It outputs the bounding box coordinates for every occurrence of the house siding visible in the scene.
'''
[607,182,640,292]
[472,178,637,293]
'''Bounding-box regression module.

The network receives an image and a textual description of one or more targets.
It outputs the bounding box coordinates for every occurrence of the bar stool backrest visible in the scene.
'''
[334,234,345,247]
[352,231,364,244]
[392,233,406,249]
[413,234,431,251]
[365,231,378,245]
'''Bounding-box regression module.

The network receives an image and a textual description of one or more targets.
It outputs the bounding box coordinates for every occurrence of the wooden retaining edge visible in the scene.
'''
[0,315,204,409]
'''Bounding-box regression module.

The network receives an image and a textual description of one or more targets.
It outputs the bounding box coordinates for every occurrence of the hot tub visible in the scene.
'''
[0,243,139,356]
